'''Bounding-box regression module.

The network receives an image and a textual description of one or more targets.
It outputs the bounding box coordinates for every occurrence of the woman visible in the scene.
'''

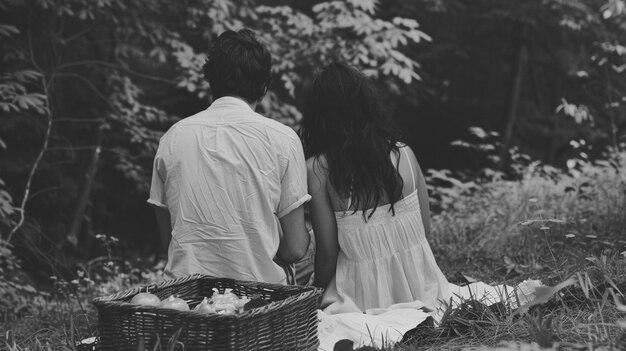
[300,62,449,313]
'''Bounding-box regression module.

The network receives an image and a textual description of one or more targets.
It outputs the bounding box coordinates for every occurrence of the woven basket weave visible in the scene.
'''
[92,274,322,351]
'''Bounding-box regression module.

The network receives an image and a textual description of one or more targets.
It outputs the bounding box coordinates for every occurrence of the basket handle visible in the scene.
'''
[217,278,237,293]
[221,278,236,285]
[140,283,158,293]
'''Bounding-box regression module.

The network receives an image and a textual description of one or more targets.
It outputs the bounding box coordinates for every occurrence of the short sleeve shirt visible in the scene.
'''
[148,97,310,284]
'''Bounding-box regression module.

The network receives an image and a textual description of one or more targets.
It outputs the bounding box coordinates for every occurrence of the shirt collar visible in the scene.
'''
[208,96,254,112]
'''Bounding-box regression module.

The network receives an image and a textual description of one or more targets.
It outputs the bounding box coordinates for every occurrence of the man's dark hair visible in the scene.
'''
[203,29,272,103]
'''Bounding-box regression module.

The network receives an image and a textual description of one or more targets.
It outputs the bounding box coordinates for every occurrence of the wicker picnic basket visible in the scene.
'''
[92,274,323,351]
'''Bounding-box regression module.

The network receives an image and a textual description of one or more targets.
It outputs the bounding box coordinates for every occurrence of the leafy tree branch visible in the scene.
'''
[5,10,53,246]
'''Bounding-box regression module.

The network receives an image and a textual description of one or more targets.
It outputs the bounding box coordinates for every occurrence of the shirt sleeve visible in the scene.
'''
[147,149,168,208]
[276,132,311,218]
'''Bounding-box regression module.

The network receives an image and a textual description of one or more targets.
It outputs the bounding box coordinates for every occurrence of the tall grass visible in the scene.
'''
[2,153,625,350]
[409,151,626,350]
[429,152,626,282]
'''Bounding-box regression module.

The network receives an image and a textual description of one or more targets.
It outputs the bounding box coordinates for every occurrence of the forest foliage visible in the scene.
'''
[0,0,625,287]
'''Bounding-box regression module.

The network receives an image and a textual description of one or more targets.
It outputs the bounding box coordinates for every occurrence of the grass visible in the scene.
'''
[2,153,626,350]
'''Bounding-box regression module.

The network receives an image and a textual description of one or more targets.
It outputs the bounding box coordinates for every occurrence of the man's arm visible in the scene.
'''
[277,205,310,263]
[275,132,312,263]
[148,149,172,252]
[152,204,172,252]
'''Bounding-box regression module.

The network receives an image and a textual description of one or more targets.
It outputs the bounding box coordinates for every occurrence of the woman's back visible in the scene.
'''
[321,145,449,313]
[328,144,420,213]
[300,62,449,313]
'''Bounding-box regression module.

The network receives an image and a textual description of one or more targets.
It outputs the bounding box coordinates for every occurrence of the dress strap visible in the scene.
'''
[346,193,352,211]
[401,146,416,191]
[346,176,353,211]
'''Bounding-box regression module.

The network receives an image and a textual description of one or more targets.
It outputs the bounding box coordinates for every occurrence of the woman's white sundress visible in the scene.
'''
[321,147,450,314]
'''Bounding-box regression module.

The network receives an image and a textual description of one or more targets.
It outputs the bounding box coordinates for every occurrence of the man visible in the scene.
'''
[148,29,310,284]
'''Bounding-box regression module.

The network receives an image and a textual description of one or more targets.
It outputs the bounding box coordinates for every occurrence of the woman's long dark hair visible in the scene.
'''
[300,62,403,220]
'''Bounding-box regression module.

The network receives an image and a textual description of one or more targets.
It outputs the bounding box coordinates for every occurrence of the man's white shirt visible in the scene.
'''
[149,97,310,283]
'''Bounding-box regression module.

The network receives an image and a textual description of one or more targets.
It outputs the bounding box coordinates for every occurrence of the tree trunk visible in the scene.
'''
[604,65,618,150]
[547,77,563,164]
[66,28,115,248]
[67,122,104,247]
[499,24,529,171]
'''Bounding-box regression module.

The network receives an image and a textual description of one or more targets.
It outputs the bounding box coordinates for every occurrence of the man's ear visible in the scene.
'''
[257,85,269,103]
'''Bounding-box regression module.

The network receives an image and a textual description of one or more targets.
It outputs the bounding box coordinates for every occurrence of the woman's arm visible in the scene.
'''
[307,156,339,289]
[414,160,431,237]
[406,147,432,237]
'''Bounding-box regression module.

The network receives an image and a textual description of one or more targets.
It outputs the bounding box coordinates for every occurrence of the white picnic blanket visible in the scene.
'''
[318,281,538,350]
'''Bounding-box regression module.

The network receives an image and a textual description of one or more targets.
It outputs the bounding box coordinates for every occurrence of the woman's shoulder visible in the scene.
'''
[306,155,332,190]
[306,154,329,173]
[393,142,418,160]
[395,141,408,148]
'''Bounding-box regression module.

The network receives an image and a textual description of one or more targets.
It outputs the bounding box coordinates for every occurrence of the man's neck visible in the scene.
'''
[223,95,257,110]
